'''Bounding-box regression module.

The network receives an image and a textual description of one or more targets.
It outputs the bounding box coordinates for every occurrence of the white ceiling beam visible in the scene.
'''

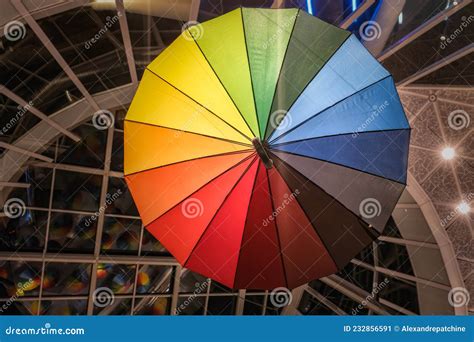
[271,0,285,8]
[10,0,100,112]
[0,251,178,265]
[0,181,30,188]
[378,0,472,61]
[351,259,451,291]
[0,85,80,142]
[116,0,138,85]
[304,286,348,315]
[0,141,52,162]
[320,276,390,315]
[378,298,417,315]
[397,43,473,87]
[339,0,376,29]
[189,0,201,21]
[378,236,439,249]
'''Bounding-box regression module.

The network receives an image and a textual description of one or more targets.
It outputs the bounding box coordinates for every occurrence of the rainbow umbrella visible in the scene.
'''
[125,8,410,290]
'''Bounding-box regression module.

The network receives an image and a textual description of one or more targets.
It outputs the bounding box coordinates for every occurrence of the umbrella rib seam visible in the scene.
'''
[145,68,253,143]
[182,157,259,267]
[270,128,411,147]
[262,8,300,139]
[269,148,408,186]
[124,150,255,178]
[266,167,290,289]
[124,118,253,148]
[240,7,261,139]
[269,75,393,144]
[270,152,377,268]
[141,152,257,228]
[187,18,259,139]
[265,26,352,140]
[232,160,264,288]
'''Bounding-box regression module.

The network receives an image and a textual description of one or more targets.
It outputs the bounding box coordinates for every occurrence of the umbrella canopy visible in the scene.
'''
[124,8,410,290]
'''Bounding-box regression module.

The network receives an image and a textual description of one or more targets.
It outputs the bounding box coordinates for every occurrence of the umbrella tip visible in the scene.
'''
[252,137,273,169]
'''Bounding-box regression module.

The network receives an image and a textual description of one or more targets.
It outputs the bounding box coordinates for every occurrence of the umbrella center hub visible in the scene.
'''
[252,138,273,169]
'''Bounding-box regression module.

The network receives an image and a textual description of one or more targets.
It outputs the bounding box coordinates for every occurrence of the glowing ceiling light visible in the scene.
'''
[441,147,455,160]
[352,0,357,11]
[457,201,470,214]
[307,0,314,15]
[398,12,403,24]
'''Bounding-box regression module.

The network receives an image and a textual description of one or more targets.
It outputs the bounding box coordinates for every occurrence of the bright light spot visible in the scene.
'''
[398,12,403,24]
[457,201,470,214]
[352,0,357,11]
[307,0,314,15]
[441,147,456,160]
